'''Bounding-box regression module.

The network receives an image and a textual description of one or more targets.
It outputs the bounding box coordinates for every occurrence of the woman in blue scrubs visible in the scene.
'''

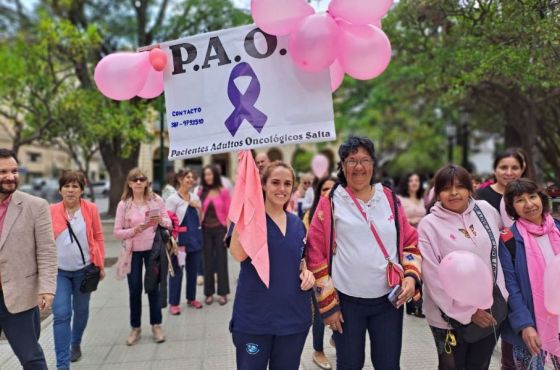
[229,161,315,370]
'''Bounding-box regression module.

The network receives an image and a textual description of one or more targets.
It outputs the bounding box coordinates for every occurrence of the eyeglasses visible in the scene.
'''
[130,176,147,183]
[345,158,373,167]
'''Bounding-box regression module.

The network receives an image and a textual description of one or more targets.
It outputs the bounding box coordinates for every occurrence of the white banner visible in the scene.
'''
[160,24,336,160]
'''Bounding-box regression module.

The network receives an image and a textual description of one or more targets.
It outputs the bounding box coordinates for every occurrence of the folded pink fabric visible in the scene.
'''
[228,150,269,287]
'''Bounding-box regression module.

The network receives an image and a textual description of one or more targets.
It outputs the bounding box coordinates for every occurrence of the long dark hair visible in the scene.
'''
[493,148,528,177]
[200,165,223,202]
[308,176,338,222]
[397,172,424,199]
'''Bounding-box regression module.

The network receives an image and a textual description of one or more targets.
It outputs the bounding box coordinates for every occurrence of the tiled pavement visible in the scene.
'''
[0,225,502,369]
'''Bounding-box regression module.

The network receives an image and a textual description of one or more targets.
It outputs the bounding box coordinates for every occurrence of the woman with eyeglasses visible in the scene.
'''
[306,136,422,370]
[199,165,231,306]
[500,178,560,369]
[114,168,171,346]
[50,171,105,369]
[304,176,337,370]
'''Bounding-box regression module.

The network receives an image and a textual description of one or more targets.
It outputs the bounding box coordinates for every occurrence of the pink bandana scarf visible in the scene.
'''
[517,214,560,358]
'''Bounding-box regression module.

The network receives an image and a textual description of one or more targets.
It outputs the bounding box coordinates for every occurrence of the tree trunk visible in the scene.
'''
[99,139,140,217]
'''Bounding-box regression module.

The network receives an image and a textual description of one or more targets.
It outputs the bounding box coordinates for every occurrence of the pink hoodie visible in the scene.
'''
[417,199,509,329]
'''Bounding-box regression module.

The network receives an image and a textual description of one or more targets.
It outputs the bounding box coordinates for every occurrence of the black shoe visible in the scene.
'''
[70,344,82,362]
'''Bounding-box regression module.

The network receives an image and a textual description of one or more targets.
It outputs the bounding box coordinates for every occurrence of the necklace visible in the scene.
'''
[65,205,80,221]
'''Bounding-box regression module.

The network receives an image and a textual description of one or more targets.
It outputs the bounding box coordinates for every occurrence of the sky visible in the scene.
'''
[21,0,329,12]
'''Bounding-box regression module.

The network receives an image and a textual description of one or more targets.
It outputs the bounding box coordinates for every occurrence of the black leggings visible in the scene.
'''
[430,326,498,370]
[202,226,230,296]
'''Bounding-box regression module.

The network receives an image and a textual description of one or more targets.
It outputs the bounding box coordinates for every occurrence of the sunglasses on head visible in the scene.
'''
[130,176,147,183]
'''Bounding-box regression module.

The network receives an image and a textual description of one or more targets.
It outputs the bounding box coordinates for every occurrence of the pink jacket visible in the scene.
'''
[113,195,171,252]
[306,185,422,317]
[200,187,231,227]
[50,199,105,268]
[417,199,509,329]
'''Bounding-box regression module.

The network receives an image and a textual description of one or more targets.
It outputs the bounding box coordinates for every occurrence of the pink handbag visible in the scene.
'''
[346,187,403,288]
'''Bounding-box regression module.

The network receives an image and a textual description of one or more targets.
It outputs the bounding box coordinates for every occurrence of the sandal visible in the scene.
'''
[205,296,214,305]
[218,296,228,305]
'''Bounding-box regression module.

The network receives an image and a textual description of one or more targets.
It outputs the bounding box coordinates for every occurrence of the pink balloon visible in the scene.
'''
[311,154,329,178]
[94,52,151,101]
[329,59,345,92]
[251,0,314,36]
[328,0,393,25]
[544,254,560,315]
[288,13,339,72]
[137,68,164,99]
[149,48,168,72]
[336,20,392,80]
[438,250,494,309]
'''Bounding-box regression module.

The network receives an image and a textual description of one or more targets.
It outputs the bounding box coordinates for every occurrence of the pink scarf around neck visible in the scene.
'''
[517,214,560,358]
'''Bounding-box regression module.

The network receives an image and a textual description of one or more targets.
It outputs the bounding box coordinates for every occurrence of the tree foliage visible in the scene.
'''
[1,0,252,215]
[335,0,560,180]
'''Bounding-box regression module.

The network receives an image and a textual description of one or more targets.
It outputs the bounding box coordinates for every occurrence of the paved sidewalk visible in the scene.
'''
[0,224,502,369]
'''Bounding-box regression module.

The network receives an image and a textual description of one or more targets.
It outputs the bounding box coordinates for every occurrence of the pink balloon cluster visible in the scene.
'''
[251,0,393,91]
[94,48,168,101]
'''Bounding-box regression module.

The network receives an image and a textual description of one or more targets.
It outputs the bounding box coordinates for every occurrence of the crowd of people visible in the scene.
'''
[0,139,558,370]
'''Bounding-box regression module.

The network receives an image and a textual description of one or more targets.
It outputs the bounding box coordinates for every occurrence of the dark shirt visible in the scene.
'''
[476,186,502,212]
[202,202,221,228]
[230,212,311,335]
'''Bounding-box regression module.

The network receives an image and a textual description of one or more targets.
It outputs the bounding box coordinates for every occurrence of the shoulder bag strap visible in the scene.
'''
[66,220,87,266]
[345,186,391,261]
[389,189,400,250]
[328,183,339,275]
[473,204,498,284]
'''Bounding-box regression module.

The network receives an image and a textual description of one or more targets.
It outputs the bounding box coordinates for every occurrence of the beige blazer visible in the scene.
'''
[0,190,57,313]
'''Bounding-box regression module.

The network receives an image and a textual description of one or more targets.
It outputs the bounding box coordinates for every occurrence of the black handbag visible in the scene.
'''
[67,220,101,293]
[441,205,508,343]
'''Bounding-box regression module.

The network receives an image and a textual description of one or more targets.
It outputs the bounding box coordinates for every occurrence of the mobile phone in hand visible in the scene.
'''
[145,208,160,224]
[387,285,403,308]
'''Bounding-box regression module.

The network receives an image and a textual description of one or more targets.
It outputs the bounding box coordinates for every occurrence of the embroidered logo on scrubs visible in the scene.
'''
[246,343,260,355]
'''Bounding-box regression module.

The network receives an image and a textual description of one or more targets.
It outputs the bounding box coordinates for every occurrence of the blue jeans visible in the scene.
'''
[52,268,91,369]
[0,293,47,370]
[169,250,201,304]
[334,292,404,370]
[312,294,325,352]
[127,250,162,328]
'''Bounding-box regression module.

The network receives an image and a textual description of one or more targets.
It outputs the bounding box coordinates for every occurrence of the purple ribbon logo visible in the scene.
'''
[224,62,267,137]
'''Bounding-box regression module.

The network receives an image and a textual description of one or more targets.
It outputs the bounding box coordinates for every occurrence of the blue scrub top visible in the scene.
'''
[230,212,312,336]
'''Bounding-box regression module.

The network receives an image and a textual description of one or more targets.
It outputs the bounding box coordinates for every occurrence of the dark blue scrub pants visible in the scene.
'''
[232,331,308,370]
[169,251,201,304]
[334,292,404,370]
[0,293,47,370]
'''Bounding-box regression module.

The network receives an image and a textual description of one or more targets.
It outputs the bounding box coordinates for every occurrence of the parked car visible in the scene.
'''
[29,178,62,203]
[89,181,110,198]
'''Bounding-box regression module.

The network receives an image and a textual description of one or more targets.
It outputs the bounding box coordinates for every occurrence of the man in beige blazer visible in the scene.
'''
[0,148,57,370]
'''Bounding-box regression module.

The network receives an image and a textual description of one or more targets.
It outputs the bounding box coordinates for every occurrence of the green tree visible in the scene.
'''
[1,0,251,215]
[335,0,560,181]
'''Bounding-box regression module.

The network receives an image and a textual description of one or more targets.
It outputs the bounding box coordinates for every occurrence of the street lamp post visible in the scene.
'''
[159,96,165,190]
[460,111,470,171]
[446,123,456,164]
